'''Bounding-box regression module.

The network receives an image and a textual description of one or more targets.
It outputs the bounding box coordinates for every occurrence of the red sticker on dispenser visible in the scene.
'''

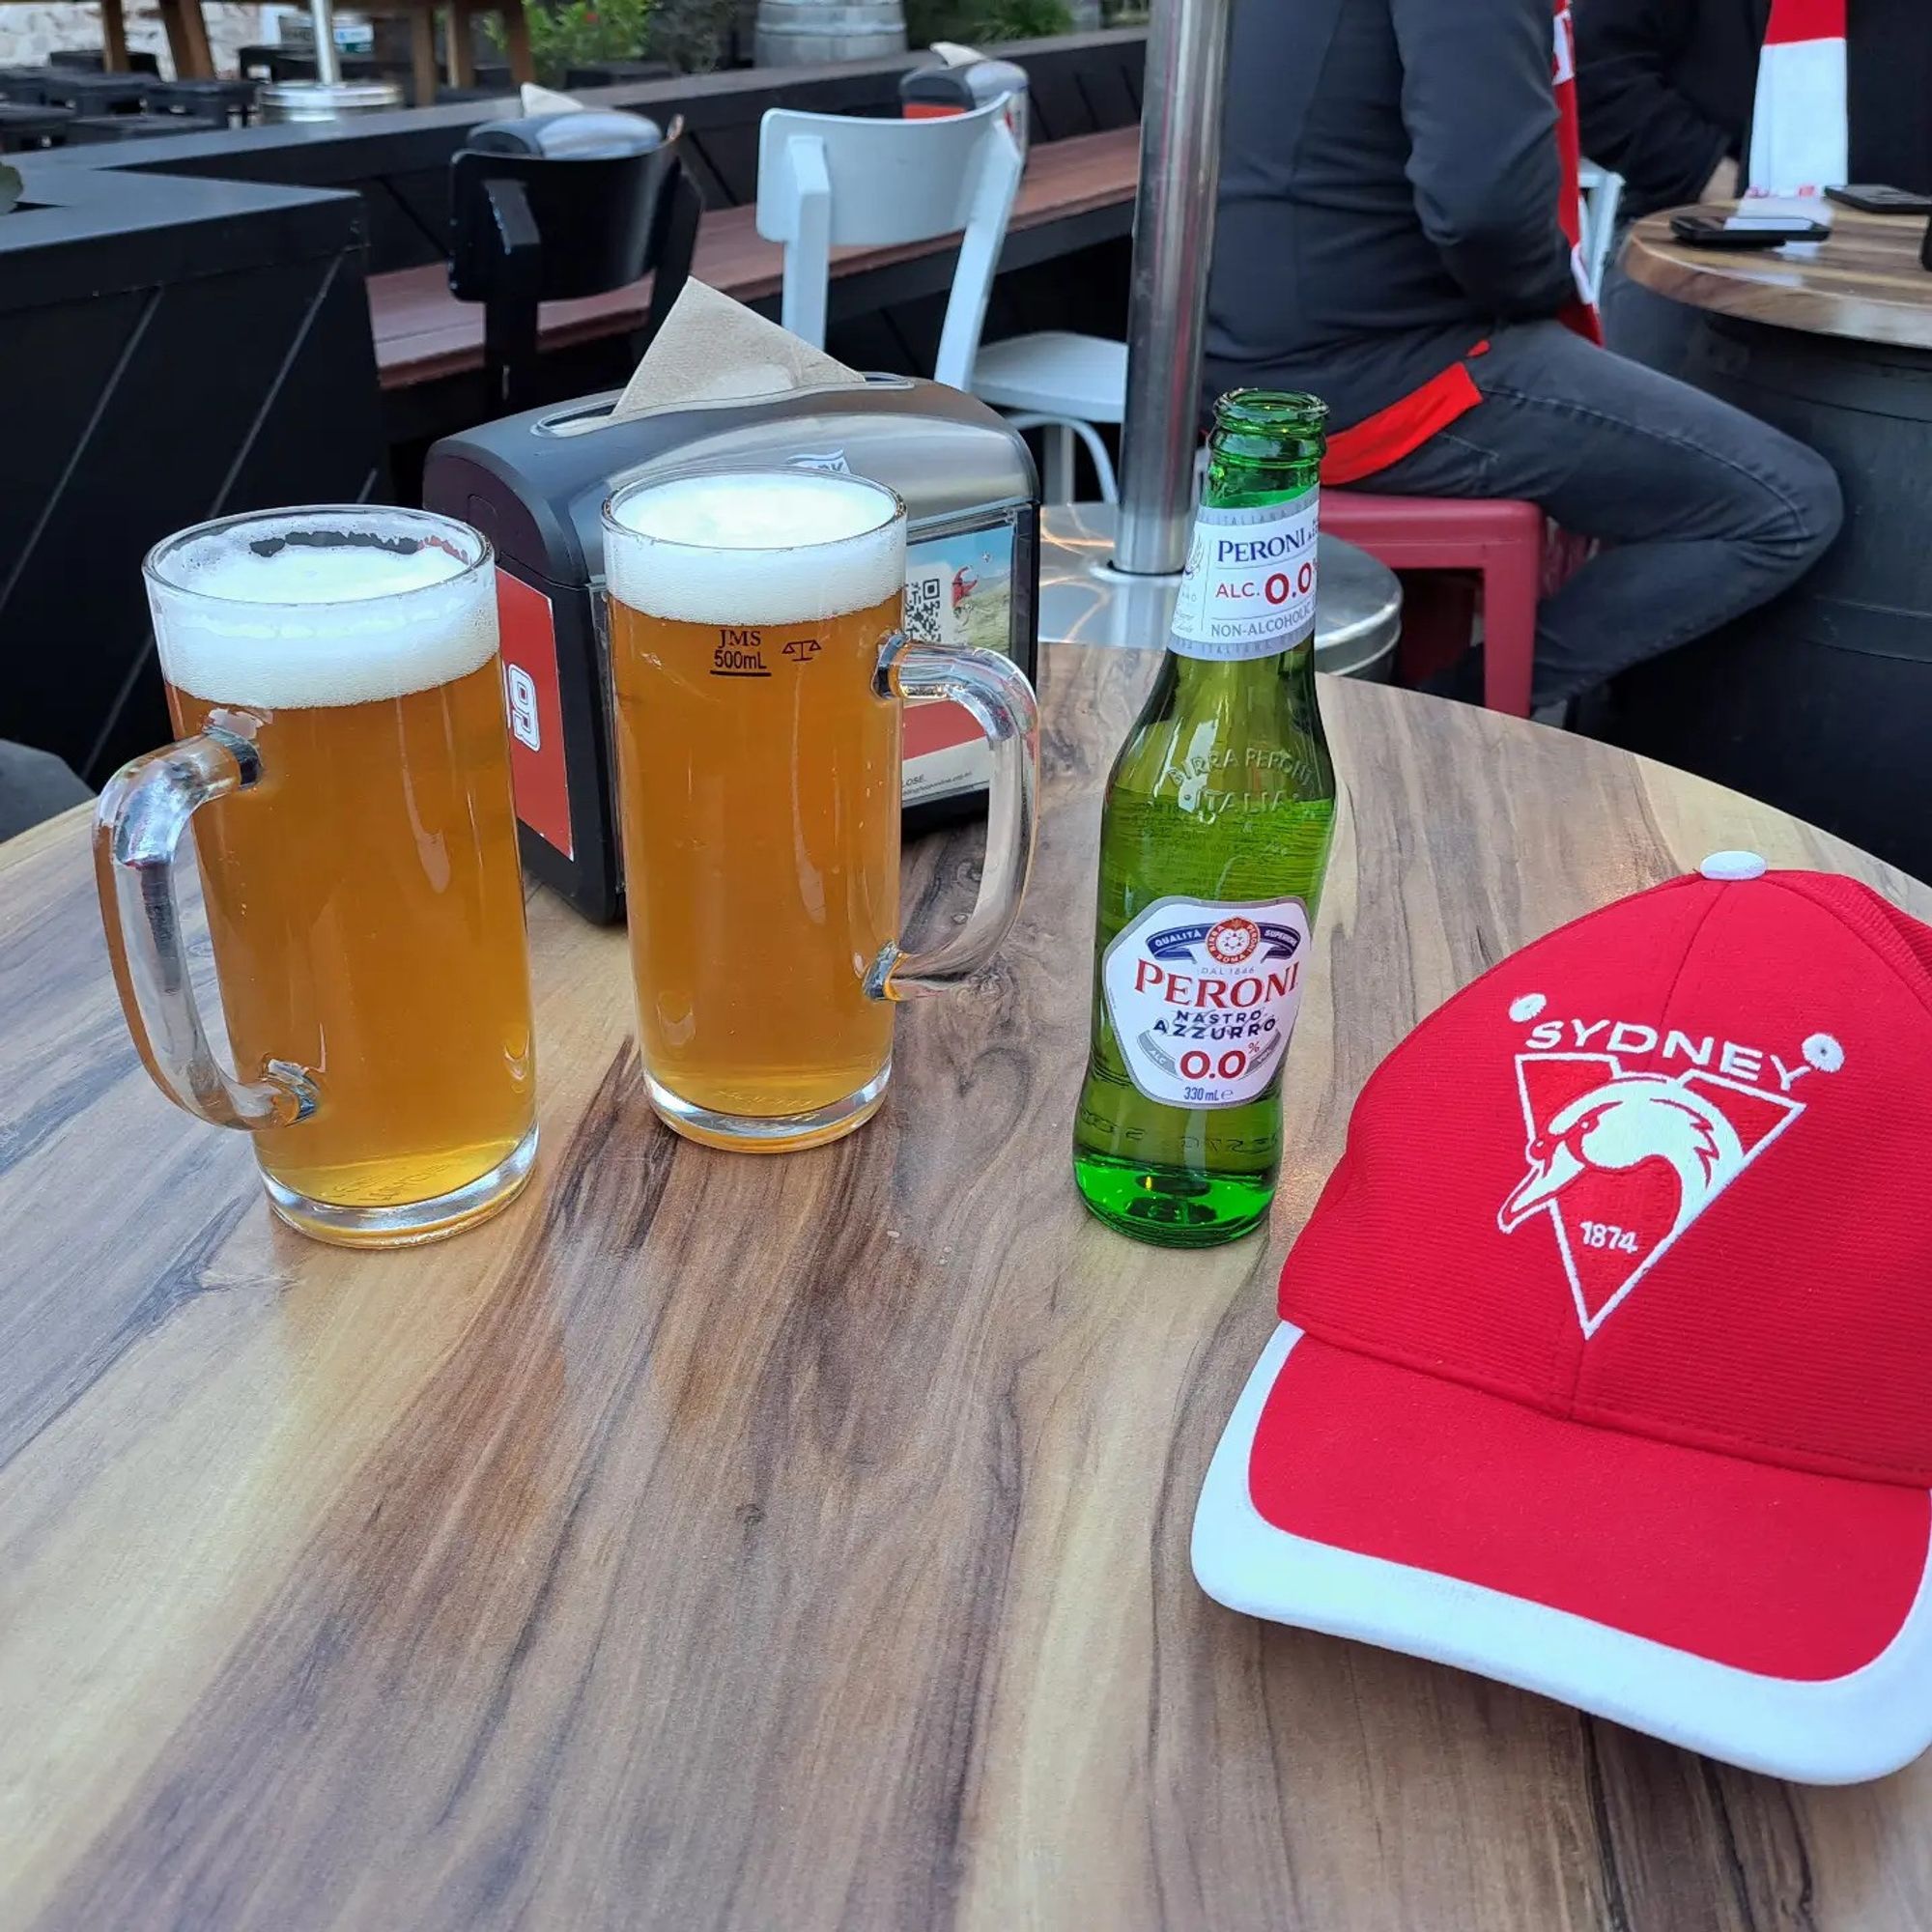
[496,569,574,858]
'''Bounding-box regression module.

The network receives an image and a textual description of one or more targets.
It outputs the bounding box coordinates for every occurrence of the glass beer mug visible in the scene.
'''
[601,469,1040,1151]
[94,506,538,1246]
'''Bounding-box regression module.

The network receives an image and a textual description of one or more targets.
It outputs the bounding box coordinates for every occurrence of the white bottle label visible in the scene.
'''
[1169,494,1320,661]
[1101,895,1313,1108]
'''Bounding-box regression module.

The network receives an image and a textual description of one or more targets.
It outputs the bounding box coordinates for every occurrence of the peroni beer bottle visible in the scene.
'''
[1071,391,1336,1247]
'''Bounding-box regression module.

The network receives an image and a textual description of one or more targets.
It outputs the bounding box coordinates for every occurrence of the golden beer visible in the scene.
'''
[605,473,906,1150]
[105,507,538,1244]
[610,591,902,1125]
[166,660,534,1213]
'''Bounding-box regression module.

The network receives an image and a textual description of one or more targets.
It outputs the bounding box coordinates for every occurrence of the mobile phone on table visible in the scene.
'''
[1669,213,1831,249]
[1826,185,1932,215]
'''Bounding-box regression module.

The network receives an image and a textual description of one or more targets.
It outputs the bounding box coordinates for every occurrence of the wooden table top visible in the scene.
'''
[1625,201,1932,349]
[5,644,1930,1930]
[370,125,1140,391]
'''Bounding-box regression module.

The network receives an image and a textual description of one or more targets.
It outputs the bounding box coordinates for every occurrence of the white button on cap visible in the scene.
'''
[1700,851,1768,881]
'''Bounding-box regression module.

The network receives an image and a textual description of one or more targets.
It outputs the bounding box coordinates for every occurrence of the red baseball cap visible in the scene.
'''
[1193,857,1932,1783]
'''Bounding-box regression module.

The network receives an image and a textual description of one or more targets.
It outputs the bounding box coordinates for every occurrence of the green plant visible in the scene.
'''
[647,0,736,71]
[971,0,1072,37]
[906,0,1072,48]
[0,164,20,217]
[903,0,957,44]
[487,0,653,86]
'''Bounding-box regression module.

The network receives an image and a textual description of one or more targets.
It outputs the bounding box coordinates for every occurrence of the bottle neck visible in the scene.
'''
[1202,462,1320,515]
[1167,466,1321,672]
[1205,390,1325,505]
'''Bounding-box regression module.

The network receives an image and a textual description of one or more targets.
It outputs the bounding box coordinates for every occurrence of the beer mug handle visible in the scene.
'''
[93,723,318,1130]
[872,638,1040,1001]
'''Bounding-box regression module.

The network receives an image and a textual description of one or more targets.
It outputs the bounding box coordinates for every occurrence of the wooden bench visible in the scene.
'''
[369,124,1142,391]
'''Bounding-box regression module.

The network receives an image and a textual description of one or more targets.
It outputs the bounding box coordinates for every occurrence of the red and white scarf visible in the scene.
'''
[1550,0,1602,343]
[1747,0,1849,200]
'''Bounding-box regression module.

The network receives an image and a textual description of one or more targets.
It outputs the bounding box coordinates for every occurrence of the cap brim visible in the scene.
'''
[1192,1324,1932,1784]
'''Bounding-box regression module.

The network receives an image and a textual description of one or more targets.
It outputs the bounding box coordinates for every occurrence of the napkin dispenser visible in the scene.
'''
[422,377,1040,923]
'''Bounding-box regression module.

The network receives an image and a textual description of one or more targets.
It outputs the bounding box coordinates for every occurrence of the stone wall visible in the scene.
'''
[0,3,267,77]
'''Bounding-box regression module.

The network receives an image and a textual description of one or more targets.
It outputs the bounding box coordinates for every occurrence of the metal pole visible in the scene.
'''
[310,0,342,86]
[1112,0,1235,577]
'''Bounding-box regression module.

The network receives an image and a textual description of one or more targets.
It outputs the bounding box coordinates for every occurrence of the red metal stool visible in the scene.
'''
[1323,492,1544,717]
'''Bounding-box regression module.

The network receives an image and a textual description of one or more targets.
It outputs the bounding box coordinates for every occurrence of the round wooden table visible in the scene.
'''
[1624,201,1932,348]
[4,644,1929,1930]
[1616,205,1932,879]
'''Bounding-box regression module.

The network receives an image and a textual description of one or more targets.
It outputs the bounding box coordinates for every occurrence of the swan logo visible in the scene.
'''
[1499,1048,1817,1335]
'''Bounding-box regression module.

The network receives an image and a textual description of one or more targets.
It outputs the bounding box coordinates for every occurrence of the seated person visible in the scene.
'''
[1205,0,1841,716]
[1575,0,1761,370]
[1577,0,1758,222]
[1577,0,1932,370]
[0,742,89,843]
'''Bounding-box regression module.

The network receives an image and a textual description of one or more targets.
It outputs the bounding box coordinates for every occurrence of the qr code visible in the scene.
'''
[904,564,951,645]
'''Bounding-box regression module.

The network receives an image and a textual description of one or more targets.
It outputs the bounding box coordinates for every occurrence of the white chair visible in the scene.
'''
[972,334,1126,503]
[757,97,1023,398]
[1577,159,1627,303]
[756,98,1123,503]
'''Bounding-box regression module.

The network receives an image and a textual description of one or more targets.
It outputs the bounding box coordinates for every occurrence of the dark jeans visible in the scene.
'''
[1600,226,1702,383]
[1366,320,1844,707]
[0,742,90,843]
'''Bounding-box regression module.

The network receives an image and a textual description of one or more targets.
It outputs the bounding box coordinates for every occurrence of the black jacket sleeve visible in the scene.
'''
[1390,0,1579,317]
[1575,0,1730,214]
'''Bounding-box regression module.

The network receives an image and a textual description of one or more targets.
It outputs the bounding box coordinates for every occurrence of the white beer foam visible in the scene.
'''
[150,510,497,709]
[606,471,903,626]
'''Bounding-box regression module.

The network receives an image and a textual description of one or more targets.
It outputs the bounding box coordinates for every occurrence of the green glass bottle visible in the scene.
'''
[1071,391,1337,1247]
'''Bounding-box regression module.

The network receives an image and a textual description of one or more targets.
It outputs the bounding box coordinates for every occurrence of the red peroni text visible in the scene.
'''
[1132,961,1300,1009]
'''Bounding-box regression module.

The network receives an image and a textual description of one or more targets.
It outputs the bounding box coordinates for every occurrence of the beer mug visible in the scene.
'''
[94,507,538,1245]
[601,469,1040,1151]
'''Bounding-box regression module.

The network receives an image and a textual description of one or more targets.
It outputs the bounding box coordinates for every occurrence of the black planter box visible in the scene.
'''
[67,111,224,143]
[1,165,388,784]
[0,102,71,151]
[149,77,262,126]
[49,48,162,74]
[37,71,151,113]
[564,60,676,87]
